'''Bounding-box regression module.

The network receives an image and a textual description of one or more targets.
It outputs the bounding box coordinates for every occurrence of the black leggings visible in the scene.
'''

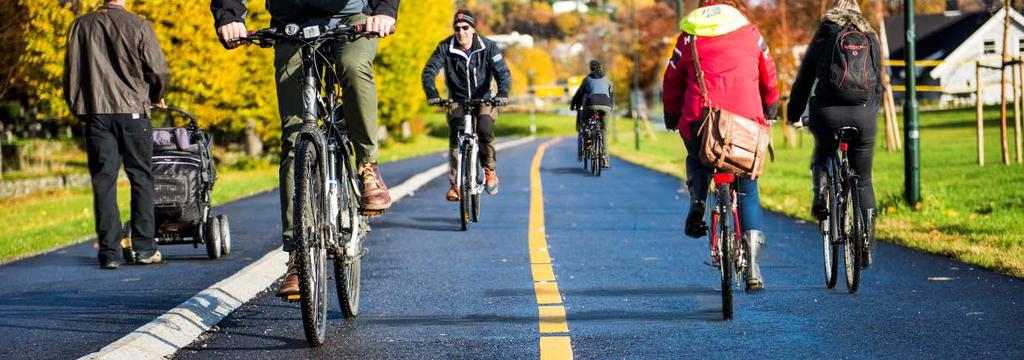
[808,97,879,212]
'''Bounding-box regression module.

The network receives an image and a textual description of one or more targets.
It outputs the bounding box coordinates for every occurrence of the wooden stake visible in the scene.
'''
[875,0,899,151]
[1015,61,1023,163]
[978,61,986,166]
[1000,2,1012,165]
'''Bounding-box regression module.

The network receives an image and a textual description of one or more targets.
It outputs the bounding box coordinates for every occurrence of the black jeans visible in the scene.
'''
[808,97,879,213]
[83,113,157,262]
[447,103,497,184]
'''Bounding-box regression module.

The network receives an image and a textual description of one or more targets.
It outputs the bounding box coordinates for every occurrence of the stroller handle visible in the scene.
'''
[156,106,199,129]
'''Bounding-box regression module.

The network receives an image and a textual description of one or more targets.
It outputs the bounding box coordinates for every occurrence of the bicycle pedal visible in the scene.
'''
[703,260,721,269]
[279,294,301,302]
[359,208,386,216]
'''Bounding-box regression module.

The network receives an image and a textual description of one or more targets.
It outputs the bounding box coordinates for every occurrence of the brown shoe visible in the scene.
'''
[484,167,499,195]
[358,161,392,211]
[446,184,460,201]
[276,253,300,298]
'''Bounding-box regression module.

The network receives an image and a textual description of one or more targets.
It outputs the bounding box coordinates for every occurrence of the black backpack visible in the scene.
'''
[819,25,878,105]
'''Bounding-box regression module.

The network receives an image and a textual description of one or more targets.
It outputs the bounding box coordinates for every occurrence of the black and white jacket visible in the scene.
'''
[422,34,512,101]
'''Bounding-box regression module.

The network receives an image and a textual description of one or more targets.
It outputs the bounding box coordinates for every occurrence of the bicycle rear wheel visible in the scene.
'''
[844,177,864,293]
[294,139,329,346]
[717,183,734,320]
[459,148,472,231]
[335,154,362,318]
[821,171,839,289]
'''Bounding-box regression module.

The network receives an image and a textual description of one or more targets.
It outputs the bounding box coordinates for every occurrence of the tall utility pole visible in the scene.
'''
[904,0,921,206]
[675,0,685,25]
[631,0,640,150]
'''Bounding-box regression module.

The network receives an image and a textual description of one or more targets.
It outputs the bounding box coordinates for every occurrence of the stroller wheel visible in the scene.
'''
[121,221,136,263]
[217,214,231,255]
[205,218,221,259]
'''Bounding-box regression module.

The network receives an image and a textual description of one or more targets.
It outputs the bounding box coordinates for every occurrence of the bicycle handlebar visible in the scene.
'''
[430,99,503,108]
[235,23,395,47]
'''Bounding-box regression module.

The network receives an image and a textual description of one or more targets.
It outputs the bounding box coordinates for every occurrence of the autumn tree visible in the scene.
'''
[375,0,455,134]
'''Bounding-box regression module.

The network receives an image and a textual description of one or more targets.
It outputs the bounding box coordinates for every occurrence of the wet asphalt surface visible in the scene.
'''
[170,138,1024,359]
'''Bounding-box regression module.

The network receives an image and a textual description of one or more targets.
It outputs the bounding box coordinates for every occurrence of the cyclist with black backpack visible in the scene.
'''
[788,0,881,267]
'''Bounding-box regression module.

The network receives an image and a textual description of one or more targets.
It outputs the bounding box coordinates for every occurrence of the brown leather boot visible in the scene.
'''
[358,161,392,211]
[446,184,460,201]
[276,252,300,298]
[484,167,499,195]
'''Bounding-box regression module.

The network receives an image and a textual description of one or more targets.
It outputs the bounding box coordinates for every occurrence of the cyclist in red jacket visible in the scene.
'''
[662,0,779,291]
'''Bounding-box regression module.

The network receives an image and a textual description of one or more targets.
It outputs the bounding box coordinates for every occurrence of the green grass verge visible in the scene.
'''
[0,165,279,263]
[609,108,1024,277]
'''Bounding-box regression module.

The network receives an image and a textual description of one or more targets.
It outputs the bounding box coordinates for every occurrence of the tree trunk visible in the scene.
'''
[876,0,902,151]
[244,119,263,157]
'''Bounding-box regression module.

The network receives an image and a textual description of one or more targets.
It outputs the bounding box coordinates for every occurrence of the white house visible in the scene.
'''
[887,8,1024,106]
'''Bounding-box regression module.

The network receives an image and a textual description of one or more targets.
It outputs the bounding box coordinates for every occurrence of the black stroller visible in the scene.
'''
[121,106,231,261]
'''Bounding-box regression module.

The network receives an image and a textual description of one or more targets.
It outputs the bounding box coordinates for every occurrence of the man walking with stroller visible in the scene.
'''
[63,0,169,269]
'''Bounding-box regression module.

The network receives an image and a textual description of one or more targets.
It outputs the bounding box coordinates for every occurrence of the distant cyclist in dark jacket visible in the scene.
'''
[571,60,614,168]
[422,10,512,202]
[788,0,882,267]
[211,0,399,299]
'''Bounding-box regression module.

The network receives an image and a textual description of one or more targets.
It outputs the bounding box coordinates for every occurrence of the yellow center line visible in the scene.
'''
[529,138,573,360]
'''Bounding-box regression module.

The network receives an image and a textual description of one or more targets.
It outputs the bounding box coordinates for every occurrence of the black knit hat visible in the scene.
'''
[453,10,477,28]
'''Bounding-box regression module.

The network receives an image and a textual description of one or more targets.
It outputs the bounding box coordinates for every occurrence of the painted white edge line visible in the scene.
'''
[80,136,537,360]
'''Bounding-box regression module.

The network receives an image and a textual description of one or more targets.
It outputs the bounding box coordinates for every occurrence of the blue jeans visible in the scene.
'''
[683,123,764,232]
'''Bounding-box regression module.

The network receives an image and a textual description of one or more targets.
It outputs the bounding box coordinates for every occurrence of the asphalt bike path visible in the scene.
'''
[0,149,455,360]
[178,138,1022,359]
[175,139,546,359]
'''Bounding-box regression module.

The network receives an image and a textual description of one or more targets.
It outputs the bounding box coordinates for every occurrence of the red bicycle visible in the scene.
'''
[708,171,747,320]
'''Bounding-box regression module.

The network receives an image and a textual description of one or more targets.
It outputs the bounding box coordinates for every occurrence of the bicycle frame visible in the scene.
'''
[455,110,482,197]
[709,172,745,272]
[293,40,367,259]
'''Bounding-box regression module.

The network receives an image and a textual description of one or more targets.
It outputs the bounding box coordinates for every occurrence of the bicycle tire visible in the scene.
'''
[294,139,329,346]
[846,176,864,293]
[718,183,734,320]
[576,134,583,163]
[841,177,861,293]
[593,130,603,177]
[335,154,361,318]
[822,170,839,289]
[459,148,471,231]
[472,163,482,222]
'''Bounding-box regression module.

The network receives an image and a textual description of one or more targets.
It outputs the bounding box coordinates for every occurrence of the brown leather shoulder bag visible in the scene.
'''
[690,36,773,179]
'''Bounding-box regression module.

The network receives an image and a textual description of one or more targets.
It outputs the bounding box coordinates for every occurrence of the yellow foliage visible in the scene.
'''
[375,0,455,131]
[504,46,557,88]
[13,0,83,122]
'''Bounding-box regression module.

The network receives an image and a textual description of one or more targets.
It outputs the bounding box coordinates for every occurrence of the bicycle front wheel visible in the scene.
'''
[294,139,329,346]
[717,183,734,320]
[844,177,864,293]
[335,154,362,318]
[821,171,839,289]
[459,148,472,231]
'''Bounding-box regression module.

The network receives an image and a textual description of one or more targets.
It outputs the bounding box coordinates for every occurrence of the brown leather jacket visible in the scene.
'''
[63,4,169,116]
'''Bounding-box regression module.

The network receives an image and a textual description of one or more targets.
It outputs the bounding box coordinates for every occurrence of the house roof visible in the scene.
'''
[885,11,993,60]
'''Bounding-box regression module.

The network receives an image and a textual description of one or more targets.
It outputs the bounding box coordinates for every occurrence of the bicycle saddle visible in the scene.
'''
[834,127,861,142]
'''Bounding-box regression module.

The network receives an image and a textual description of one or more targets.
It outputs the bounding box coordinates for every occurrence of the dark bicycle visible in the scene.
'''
[433,98,499,231]
[819,126,867,293]
[239,22,387,347]
[707,170,749,320]
[577,112,605,176]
